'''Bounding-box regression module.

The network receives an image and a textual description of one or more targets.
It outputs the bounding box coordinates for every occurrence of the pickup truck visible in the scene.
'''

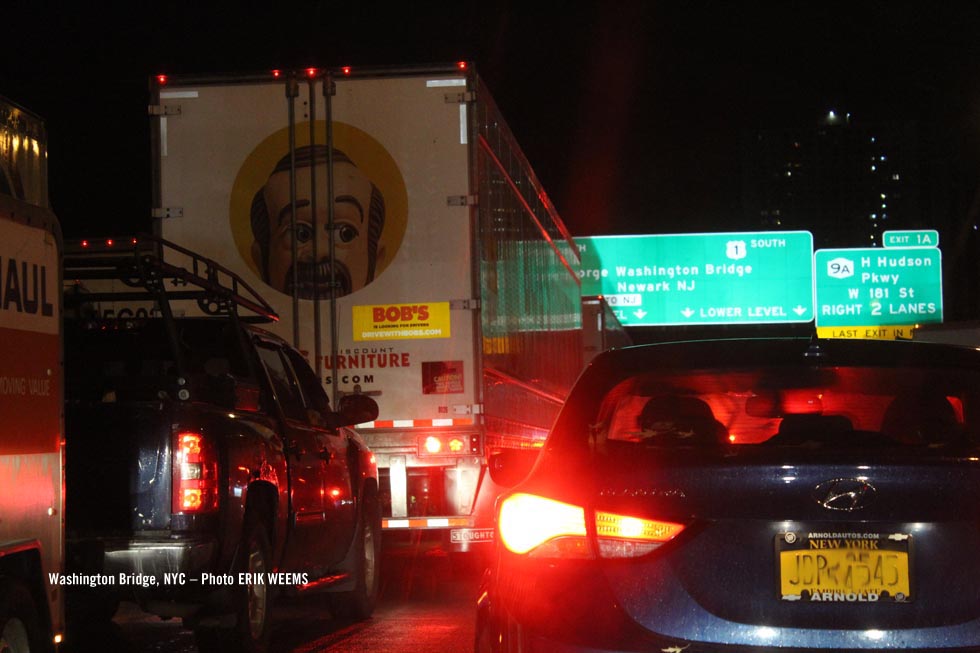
[62,236,381,653]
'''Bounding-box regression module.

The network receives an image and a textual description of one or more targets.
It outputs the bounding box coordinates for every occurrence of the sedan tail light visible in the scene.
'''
[595,510,685,558]
[498,492,684,559]
[499,494,588,557]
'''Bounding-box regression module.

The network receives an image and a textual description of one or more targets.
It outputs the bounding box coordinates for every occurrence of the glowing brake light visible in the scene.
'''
[498,493,685,559]
[419,434,474,456]
[173,431,218,513]
[595,510,684,558]
[498,494,587,557]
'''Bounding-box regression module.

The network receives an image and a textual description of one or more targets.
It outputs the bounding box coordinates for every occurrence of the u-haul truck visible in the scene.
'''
[149,63,615,549]
[0,95,64,651]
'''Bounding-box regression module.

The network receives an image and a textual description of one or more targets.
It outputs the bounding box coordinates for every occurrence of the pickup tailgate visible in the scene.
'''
[66,400,174,535]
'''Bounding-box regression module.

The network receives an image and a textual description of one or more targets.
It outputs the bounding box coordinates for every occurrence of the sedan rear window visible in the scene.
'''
[595,366,975,448]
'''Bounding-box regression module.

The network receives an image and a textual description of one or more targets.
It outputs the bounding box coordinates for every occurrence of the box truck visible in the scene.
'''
[0,95,64,652]
[149,63,619,548]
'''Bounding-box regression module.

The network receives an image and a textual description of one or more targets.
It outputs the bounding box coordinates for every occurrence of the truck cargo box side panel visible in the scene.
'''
[474,78,584,441]
[1,93,64,640]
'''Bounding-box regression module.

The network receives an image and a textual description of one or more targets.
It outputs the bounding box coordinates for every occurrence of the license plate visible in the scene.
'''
[450,528,494,544]
[776,531,912,602]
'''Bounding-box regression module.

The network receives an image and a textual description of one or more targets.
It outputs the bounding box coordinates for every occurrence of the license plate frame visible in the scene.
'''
[776,531,912,603]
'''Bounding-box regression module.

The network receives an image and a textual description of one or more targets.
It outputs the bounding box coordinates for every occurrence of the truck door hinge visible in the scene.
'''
[152,207,184,219]
[148,104,182,116]
[447,195,478,207]
[444,91,476,104]
[452,403,483,416]
[450,299,480,310]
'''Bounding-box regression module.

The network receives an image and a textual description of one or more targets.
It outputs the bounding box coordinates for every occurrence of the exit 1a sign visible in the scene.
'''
[883,229,939,248]
[814,247,943,338]
[576,232,814,326]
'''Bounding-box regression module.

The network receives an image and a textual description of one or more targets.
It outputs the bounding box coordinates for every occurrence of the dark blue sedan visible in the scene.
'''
[476,337,980,652]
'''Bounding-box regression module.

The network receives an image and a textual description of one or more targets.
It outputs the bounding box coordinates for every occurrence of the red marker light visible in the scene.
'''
[81,240,89,248]
[341,66,352,76]
[306,68,317,78]
[456,61,467,70]
[106,239,114,247]
[156,75,168,86]
[271,69,282,78]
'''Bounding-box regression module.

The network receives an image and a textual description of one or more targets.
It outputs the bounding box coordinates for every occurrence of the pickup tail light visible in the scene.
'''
[498,493,684,559]
[173,431,218,513]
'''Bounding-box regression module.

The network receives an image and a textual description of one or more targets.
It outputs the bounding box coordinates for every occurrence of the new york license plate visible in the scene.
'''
[777,531,912,602]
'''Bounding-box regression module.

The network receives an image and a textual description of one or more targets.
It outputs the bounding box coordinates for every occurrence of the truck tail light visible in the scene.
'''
[418,434,477,456]
[498,493,685,559]
[173,431,218,513]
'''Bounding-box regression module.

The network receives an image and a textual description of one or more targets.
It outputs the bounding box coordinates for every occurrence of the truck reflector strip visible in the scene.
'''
[357,418,474,429]
[383,517,472,529]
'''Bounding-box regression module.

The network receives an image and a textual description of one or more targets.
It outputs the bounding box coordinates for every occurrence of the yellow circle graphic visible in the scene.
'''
[229,121,408,298]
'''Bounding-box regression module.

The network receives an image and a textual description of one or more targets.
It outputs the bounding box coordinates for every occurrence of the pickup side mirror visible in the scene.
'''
[488,448,540,488]
[335,393,379,427]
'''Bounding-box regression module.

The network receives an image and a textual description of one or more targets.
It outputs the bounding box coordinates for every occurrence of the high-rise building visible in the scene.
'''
[741,112,922,250]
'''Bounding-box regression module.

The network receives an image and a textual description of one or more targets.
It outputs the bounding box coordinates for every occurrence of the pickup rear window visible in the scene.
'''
[65,318,253,403]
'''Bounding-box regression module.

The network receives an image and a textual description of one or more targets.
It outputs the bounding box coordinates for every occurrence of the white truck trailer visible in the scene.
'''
[148,63,612,549]
[0,95,64,652]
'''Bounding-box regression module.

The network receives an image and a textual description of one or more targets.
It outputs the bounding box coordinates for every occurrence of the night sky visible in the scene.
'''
[5,1,980,245]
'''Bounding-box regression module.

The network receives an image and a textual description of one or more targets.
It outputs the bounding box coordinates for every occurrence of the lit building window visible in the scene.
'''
[892,174,900,181]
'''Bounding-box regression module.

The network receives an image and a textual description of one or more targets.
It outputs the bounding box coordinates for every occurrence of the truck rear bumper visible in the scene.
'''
[67,537,228,619]
[101,538,218,579]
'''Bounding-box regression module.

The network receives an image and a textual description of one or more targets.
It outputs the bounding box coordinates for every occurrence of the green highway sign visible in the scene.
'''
[576,232,814,326]
[883,230,939,248]
[813,247,943,331]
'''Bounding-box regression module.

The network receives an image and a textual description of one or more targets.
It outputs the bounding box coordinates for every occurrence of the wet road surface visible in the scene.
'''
[63,536,486,653]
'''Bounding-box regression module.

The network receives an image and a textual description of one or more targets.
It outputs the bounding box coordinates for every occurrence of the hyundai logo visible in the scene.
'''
[812,478,877,511]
